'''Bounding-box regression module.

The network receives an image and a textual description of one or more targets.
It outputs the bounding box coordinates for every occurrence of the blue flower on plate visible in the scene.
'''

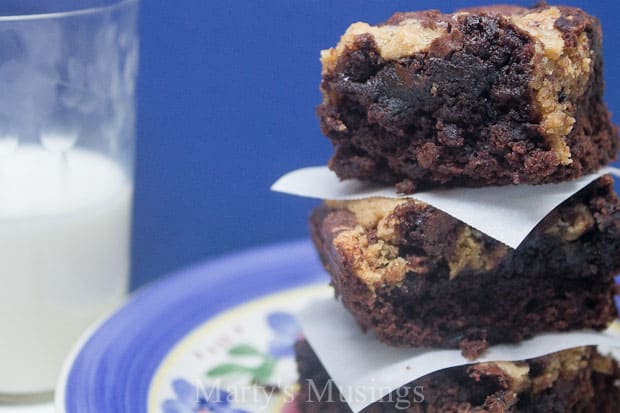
[162,378,249,413]
[266,312,301,358]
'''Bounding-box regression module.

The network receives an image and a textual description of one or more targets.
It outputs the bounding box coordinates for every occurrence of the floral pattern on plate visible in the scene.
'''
[150,285,331,413]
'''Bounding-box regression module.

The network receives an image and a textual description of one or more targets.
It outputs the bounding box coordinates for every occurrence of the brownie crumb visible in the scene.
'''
[460,337,489,360]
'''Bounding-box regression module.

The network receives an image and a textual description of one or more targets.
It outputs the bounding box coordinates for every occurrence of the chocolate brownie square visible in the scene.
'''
[318,4,618,192]
[295,339,620,412]
[310,175,620,357]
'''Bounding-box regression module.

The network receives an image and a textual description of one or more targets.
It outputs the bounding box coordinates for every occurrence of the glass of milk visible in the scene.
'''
[0,0,138,403]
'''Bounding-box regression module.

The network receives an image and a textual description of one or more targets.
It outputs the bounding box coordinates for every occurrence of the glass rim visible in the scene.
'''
[0,0,138,22]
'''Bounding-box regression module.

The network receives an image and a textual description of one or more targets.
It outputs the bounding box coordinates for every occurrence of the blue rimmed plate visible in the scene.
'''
[55,239,331,413]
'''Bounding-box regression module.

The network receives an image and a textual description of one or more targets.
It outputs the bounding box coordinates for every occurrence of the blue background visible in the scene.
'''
[132,0,620,288]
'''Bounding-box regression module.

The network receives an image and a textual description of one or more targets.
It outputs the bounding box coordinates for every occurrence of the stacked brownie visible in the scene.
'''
[296,342,620,412]
[318,4,618,192]
[296,3,620,412]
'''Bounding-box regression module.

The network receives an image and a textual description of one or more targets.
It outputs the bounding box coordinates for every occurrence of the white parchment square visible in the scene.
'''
[297,299,620,413]
[272,166,620,248]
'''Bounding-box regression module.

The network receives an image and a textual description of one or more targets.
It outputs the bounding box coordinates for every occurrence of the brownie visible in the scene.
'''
[295,339,620,413]
[310,175,620,358]
[318,4,619,192]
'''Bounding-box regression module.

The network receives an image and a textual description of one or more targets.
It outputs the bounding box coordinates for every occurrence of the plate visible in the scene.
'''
[56,239,331,413]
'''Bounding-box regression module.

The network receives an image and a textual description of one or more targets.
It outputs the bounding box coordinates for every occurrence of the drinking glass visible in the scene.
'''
[0,0,138,402]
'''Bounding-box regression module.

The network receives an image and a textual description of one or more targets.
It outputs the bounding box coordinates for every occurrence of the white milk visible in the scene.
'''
[0,145,132,394]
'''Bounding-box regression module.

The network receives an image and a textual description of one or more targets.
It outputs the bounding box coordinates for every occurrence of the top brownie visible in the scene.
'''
[318,4,619,192]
